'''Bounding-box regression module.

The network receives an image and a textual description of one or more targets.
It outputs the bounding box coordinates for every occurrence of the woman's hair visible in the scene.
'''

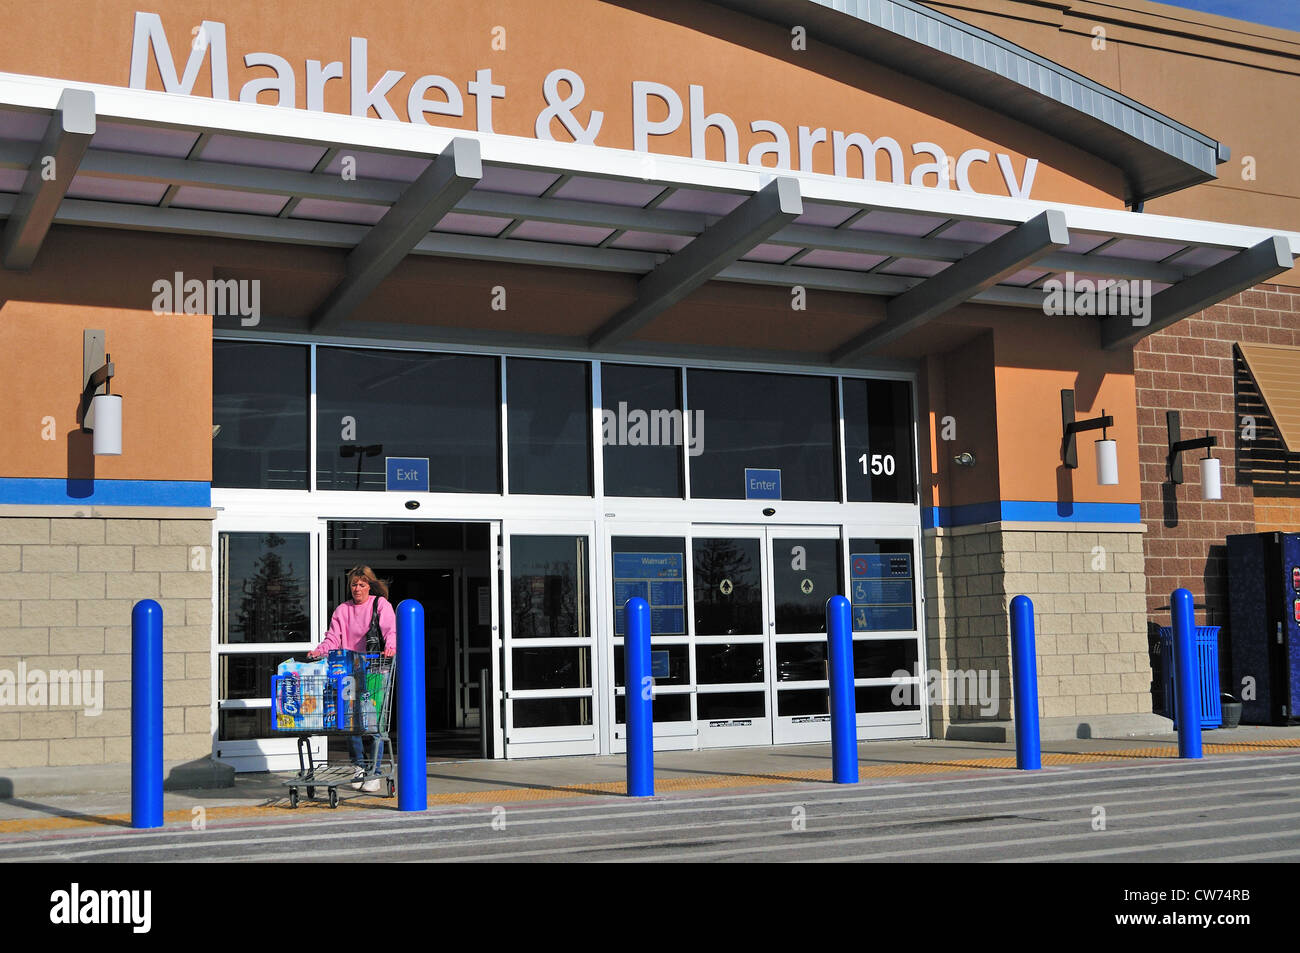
[346,565,390,601]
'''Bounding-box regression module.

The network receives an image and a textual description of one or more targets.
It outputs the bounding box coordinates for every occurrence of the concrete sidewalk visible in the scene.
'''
[2,726,1299,835]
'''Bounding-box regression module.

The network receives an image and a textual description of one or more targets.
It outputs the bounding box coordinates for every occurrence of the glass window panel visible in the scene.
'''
[848,539,917,632]
[693,537,762,636]
[686,369,838,500]
[218,653,295,700]
[512,647,592,690]
[771,537,842,634]
[601,363,685,498]
[615,693,691,723]
[697,692,765,719]
[777,688,829,717]
[776,642,827,682]
[213,341,308,489]
[514,697,592,728]
[507,358,592,496]
[843,378,915,503]
[773,639,919,681]
[316,347,500,492]
[696,643,764,684]
[220,532,311,644]
[611,536,685,637]
[859,684,918,713]
[218,708,272,742]
[510,536,588,639]
[614,643,690,687]
[853,639,919,679]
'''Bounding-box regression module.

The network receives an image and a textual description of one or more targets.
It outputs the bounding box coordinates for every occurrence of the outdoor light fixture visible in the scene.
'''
[953,451,976,467]
[1060,389,1117,485]
[1166,411,1220,501]
[79,329,121,456]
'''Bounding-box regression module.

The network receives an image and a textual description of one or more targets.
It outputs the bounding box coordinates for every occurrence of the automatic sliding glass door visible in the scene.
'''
[501,523,599,757]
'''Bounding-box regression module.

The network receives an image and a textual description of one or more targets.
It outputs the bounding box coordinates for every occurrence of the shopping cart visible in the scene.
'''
[271,651,397,808]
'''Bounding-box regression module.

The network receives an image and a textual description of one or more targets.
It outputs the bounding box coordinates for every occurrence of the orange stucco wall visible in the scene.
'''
[992,312,1139,506]
[0,301,211,481]
[0,0,1124,207]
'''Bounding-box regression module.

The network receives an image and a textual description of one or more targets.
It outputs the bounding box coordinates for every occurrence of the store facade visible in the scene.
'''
[1,0,1297,775]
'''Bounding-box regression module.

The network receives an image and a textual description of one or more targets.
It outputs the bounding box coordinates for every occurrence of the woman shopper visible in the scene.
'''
[308,566,396,792]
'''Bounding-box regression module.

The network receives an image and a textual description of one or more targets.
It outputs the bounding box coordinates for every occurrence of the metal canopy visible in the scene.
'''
[589,176,803,349]
[833,209,1070,362]
[313,138,482,332]
[0,74,1295,363]
[1,88,94,270]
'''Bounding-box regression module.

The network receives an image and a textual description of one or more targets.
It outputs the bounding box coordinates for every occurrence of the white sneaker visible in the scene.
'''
[361,777,382,793]
[349,768,365,790]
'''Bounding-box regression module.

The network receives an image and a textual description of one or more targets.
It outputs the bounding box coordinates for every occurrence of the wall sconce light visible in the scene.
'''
[79,329,121,456]
[1061,389,1117,485]
[1166,410,1220,501]
[953,451,976,468]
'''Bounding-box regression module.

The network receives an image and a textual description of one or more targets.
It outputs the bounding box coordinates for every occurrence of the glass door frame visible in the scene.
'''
[211,512,325,773]
[765,524,846,745]
[843,522,929,740]
[500,519,601,758]
[604,521,699,753]
[689,524,773,749]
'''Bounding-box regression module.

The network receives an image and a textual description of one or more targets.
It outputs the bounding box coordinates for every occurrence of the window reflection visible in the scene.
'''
[219,533,311,644]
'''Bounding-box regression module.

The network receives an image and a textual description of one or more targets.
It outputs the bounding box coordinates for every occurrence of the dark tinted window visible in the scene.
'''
[213,342,308,489]
[686,370,839,500]
[601,363,685,498]
[843,378,915,503]
[316,348,500,492]
[507,358,592,496]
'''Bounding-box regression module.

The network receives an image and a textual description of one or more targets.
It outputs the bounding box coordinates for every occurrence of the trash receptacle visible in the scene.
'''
[1158,625,1222,729]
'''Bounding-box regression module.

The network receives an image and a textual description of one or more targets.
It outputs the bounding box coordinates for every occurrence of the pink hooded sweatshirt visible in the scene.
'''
[315,595,397,655]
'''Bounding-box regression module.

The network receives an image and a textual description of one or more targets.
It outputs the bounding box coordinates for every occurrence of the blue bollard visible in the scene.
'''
[397,599,427,811]
[131,599,163,829]
[1010,595,1041,770]
[625,597,654,797]
[1171,588,1203,760]
[826,595,859,784]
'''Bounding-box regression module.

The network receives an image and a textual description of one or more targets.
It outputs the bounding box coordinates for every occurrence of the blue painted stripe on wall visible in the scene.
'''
[0,479,211,507]
[925,500,1142,528]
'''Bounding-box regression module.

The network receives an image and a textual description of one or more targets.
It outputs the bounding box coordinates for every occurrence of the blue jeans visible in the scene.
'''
[349,734,384,773]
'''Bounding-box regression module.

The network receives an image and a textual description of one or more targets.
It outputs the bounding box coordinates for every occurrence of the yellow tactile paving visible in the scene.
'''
[2,739,1297,835]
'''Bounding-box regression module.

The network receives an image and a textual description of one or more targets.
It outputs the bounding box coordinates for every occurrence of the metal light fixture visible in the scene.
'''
[1060,389,1117,485]
[1166,411,1220,501]
[79,329,121,456]
[953,451,976,468]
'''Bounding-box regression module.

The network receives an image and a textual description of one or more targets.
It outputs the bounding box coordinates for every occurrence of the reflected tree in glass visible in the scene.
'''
[233,533,310,644]
[693,538,761,636]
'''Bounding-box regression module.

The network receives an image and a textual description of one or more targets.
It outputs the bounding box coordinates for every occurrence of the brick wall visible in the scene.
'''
[1256,498,1300,533]
[0,515,214,770]
[1134,283,1300,628]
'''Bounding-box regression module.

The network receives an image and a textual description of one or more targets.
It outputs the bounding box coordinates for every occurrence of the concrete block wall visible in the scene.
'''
[0,515,214,770]
[924,522,1153,734]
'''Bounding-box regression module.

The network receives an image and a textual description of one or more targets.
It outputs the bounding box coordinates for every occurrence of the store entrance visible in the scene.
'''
[327,520,494,761]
